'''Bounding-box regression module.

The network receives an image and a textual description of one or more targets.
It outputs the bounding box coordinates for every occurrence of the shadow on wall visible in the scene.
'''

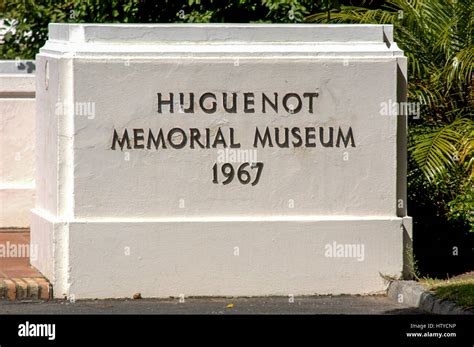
[0,60,35,74]
[16,61,35,73]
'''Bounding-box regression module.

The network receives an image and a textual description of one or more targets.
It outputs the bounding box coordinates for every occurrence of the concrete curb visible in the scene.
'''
[388,280,473,315]
[0,278,52,300]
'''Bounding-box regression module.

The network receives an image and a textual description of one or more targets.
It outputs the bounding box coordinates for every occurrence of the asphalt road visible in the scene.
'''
[0,295,425,314]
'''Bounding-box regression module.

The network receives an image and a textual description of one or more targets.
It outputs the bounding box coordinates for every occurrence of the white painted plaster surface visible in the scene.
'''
[0,62,35,227]
[32,24,410,298]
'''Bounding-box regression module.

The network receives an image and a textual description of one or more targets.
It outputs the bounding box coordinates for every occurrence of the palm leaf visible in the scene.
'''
[410,127,460,180]
[410,119,473,181]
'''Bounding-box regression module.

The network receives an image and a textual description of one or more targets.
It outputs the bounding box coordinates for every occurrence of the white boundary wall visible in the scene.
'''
[0,60,36,228]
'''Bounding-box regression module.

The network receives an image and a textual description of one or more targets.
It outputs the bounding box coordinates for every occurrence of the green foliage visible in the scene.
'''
[0,0,327,59]
[308,0,473,232]
[410,118,473,181]
[448,179,473,228]
[307,0,473,125]
[0,0,73,59]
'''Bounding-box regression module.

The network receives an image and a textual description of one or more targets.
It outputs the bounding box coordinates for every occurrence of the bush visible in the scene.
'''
[307,0,473,276]
[0,0,323,59]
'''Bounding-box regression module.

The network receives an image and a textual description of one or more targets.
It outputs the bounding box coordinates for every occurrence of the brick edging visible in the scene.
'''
[0,228,30,233]
[0,278,52,300]
[388,280,473,315]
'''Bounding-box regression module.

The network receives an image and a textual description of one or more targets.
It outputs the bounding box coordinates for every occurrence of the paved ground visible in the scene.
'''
[0,231,51,299]
[0,231,43,278]
[0,295,425,314]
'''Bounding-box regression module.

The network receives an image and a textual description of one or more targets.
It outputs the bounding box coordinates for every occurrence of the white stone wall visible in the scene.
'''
[0,61,36,228]
[32,24,411,299]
